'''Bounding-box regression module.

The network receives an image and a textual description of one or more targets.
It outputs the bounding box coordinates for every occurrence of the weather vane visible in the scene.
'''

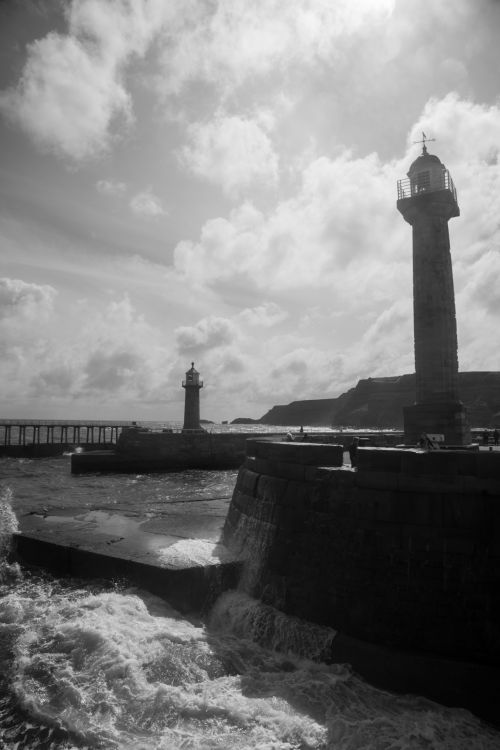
[413,131,435,155]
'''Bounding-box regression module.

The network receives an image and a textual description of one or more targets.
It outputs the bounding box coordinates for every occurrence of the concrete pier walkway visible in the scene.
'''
[14,507,242,615]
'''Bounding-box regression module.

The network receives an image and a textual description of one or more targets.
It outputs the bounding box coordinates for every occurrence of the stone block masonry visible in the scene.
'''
[397,149,470,445]
[15,534,241,616]
[71,431,287,473]
[224,442,500,668]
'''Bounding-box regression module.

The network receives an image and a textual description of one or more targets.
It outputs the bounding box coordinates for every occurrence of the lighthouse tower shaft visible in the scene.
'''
[182,363,204,432]
[406,196,459,404]
[397,151,469,445]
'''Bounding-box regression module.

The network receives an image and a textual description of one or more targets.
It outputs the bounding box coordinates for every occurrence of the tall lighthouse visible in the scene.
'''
[182,362,204,432]
[397,136,469,445]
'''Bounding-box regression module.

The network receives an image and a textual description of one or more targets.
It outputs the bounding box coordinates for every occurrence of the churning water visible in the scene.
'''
[1,457,499,749]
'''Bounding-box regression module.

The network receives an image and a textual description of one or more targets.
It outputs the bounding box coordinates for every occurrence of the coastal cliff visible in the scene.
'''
[256,371,500,427]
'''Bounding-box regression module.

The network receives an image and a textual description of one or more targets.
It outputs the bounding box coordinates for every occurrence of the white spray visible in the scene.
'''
[0,487,20,582]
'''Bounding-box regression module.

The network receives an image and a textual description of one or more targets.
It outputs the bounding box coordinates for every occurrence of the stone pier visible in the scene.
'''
[223,439,500,723]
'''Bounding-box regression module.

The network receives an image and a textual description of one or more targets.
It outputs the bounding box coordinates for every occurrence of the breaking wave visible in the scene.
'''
[1,465,499,749]
[0,579,498,749]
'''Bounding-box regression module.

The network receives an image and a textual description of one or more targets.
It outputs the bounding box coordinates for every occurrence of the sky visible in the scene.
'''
[0,0,499,422]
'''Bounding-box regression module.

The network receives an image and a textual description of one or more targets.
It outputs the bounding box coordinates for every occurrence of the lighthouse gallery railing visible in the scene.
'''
[397,169,457,202]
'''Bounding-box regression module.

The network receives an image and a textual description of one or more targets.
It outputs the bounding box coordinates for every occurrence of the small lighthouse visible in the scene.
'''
[182,362,204,432]
[397,134,469,445]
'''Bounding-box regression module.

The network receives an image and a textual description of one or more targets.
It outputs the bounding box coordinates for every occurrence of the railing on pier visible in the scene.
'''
[0,422,127,447]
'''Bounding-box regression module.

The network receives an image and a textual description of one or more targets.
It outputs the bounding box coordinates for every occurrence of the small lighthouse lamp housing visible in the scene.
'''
[182,362,203,388]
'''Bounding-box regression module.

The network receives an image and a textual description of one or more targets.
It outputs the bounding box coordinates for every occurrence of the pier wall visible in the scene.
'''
[14,534,241,615]
[71,431,288,473]
[1,443,112,458]
[224,441,500,666]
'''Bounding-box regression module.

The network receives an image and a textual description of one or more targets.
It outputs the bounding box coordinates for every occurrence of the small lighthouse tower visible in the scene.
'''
[397,135,469,445]
[182,362,204,432]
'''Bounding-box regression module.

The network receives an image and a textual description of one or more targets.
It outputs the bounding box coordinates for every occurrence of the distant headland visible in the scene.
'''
[233,372,500,428]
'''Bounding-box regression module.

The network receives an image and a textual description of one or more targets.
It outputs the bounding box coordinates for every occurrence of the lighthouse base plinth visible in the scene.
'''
[404,402,470,447]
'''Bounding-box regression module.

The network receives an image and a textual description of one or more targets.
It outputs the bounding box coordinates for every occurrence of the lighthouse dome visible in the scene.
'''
[405,147,447,195]
[407,150,442,176]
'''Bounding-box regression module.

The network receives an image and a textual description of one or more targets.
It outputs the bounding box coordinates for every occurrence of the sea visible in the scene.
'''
[0,423,499,749]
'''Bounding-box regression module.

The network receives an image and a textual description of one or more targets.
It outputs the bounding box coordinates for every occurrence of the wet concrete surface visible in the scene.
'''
[18,506,237,570]
[14,507,242,614]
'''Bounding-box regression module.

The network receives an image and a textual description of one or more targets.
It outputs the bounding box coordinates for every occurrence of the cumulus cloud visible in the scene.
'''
[213,346,344,409]
[173,151,404,303]
[0,0,172,160]
[0,32,132,161]
[158,0,395,95]
[96,179,127,196]
[175,315,237,352]
[456,249,500,369]
[409,93,500,169]
[349,301,414,378]
[30,296,172,402]
[180,114,279,195]
[461,250,500,317]
[0,278,59,406]
[84,349,143,391]
[238,302,288,327]
[0,277,56,321]
[36,366,77,398]
[129,189,166,217]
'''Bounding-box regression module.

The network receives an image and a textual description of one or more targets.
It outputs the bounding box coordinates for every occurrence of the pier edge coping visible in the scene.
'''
[243,440,500,482]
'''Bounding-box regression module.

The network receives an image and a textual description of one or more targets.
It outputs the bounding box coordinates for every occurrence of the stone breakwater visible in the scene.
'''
[70,429,365,474]
[223,440,500,721]
[71,430,287,473]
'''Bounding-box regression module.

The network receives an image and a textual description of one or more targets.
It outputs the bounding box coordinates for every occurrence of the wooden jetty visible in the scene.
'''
[0,421,129,457]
